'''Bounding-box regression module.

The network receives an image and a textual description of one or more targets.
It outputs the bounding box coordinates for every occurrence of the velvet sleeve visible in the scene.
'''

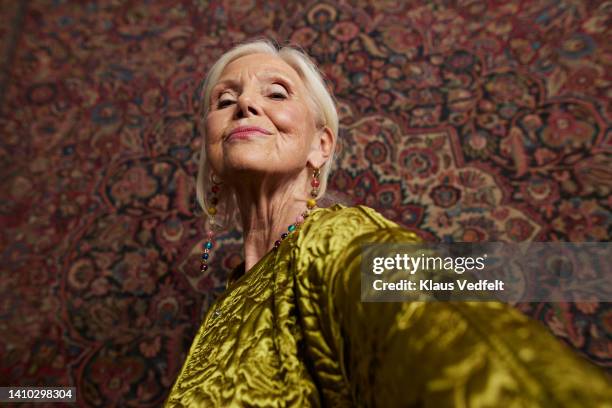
[293,205,612,407]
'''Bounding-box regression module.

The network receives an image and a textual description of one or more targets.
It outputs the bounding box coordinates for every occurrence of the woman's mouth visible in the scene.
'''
[226,126,272,142]
[227,130,268,141]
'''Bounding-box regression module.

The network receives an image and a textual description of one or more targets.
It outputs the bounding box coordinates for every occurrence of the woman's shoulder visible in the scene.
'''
[308,203,400,229]
[296,204,421,254]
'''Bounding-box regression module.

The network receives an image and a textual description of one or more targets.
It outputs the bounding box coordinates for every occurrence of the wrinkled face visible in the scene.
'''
[205,53,323,183]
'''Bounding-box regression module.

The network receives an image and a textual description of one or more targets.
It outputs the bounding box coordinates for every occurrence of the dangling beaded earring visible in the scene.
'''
[200,174,222,273]
[310,166,320,201]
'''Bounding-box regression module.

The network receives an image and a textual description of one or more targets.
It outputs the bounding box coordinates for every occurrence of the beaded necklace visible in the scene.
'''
[200,167,321,274]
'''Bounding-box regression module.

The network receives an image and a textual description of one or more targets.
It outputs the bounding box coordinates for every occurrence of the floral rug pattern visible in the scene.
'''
[0,1,610,406]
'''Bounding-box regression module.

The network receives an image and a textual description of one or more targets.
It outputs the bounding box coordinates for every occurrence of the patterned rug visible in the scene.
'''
[0,1,610,406]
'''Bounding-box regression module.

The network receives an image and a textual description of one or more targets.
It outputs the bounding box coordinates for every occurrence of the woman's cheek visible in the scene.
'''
[205,126,224,149]
[270,105,306,136]
[205,143,224,174]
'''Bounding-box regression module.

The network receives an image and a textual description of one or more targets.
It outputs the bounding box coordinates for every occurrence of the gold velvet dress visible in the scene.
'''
[165,204,611,407]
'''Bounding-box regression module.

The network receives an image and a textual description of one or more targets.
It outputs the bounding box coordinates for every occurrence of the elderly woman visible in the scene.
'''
[165,39,610,407]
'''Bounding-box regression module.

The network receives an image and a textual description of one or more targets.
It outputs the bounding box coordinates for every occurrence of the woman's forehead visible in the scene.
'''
[216,53,302,87]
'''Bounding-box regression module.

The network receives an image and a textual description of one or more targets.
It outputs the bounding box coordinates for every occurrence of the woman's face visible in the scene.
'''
[205,53,329,183]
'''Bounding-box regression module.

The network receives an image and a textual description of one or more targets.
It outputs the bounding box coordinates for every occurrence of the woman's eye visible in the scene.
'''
[216,91,286,108]
[217,100,234,108]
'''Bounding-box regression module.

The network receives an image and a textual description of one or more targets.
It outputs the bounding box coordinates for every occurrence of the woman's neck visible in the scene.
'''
[232,171,311,273]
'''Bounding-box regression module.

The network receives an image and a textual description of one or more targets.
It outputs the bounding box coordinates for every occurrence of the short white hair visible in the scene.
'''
[195,37,339,229]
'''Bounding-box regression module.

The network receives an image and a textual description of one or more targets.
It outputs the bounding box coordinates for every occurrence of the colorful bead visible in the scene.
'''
[201,166,321,273]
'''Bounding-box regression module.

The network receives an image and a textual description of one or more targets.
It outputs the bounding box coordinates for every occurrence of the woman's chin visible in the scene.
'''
[224,158,276,173]
[223,139,270,155]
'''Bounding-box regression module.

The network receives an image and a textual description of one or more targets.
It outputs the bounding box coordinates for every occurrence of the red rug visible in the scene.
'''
[1,1,610,406]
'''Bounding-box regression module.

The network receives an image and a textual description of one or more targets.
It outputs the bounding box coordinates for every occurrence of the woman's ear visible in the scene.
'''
[307,125,335,168]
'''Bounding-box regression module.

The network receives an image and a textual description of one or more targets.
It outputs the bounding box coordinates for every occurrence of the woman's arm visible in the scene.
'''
[294,207,611,406]
[328,227,611,406]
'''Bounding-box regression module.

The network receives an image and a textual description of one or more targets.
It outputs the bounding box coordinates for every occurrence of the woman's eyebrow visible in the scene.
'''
[259,72,295,87]
[212,79,239,92]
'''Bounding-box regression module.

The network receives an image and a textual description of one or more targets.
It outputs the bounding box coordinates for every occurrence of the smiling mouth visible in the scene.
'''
[226,130,270,142]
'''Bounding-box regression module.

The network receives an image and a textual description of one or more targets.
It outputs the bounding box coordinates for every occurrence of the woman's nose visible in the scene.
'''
[235,93,260,119]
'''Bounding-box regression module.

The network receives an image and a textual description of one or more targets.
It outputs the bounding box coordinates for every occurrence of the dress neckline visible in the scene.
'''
[225,242,275,290]
[224,206,334,289]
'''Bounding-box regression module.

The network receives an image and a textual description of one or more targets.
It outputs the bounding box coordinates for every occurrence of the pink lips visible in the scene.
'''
[227,126,272,141]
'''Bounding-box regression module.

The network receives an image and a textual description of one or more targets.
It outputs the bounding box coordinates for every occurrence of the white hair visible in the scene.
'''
[195,37,340,229]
